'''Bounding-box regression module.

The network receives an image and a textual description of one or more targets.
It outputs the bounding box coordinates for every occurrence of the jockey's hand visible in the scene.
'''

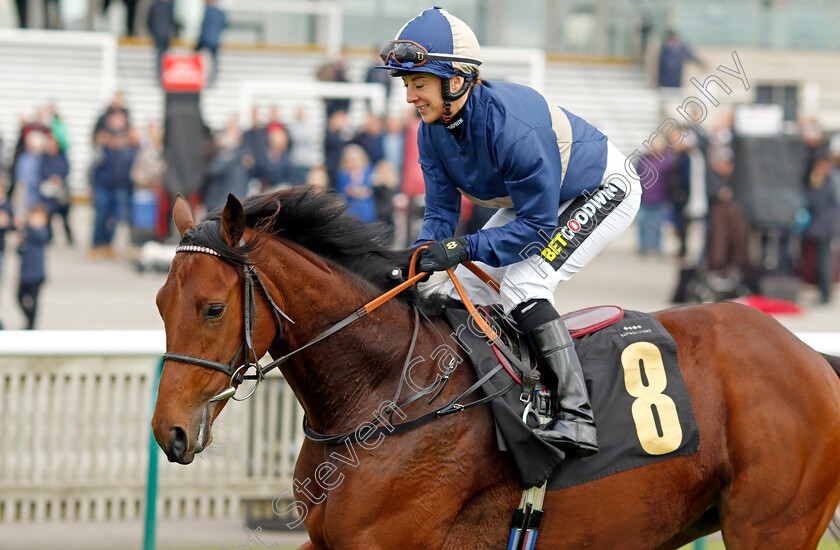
[417,238,469,274]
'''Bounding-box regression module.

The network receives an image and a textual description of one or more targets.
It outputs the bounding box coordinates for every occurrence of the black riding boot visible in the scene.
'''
[528,318,598,457]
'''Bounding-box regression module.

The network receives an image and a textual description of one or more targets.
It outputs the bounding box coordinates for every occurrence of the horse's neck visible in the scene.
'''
[259,237,422,433]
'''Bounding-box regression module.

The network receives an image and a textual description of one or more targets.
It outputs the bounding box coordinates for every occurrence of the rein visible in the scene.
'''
[162,242,539,443]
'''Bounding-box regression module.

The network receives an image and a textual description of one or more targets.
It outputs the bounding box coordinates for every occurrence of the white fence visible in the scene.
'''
[0,331,304,525]
[0,330,837,526]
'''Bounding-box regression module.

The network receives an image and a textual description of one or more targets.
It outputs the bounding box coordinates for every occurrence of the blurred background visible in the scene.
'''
[1,0,840,548]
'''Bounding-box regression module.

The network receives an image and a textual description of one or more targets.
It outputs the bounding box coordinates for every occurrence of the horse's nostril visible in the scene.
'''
[169,426,188,458]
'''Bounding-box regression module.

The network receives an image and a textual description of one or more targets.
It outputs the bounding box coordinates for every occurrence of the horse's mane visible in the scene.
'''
[180,187,452,313]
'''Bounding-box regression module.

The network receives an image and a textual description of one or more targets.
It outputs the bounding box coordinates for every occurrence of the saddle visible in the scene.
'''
[443,304,699,492]
[464,304,624,416]
[457,305,625,447]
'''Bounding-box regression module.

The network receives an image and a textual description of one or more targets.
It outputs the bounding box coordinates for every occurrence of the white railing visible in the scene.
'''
[0,329,836,525]
[482,47,547,94]
[0,331,304,525]
[220,0,343,57]
[237,80,388,121]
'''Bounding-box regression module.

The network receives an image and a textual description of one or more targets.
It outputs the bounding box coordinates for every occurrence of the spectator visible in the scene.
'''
[265,105,285,134]
[666,135,692,258]
[336,144,375,223]
[801,156,840,304]
[203,120,251,211]
[10,110,51,195]
[14,0,27,28]
[365,49,393,104]
[372,160,399,243]
[258,126,293,190]
[657,30,701,88]
[147,0,177,82]
[286,107,317,186]
[704,151,750,273]
[130,122,165,192]
[91,112,137,259]
[93,92,131,140]
[14,130,47,211]
[352,111,385,165]
[195,0,227,85]
[17,203,51,330]
[324,109,349,189]
[0,185,13,329]
[636,136,673,257]
[400,109,424,199]
[657,31,702,110]
[800,116,828,187]
[382,115,405,176]
[242,106,267,182]
[304,165,330,191]
[316,49,350,118]
[130,122,166,244]
[400,110,425,244]
[103,0,140,36]
[48,104,70,154]
[38,135,72,244]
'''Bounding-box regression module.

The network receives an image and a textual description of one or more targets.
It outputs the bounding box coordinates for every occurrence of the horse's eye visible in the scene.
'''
[204,304,226,319]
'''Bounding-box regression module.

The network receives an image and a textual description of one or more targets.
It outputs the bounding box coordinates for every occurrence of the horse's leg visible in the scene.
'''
[720,497,837,549]
[709,309,840,549]
[719,441,840,549]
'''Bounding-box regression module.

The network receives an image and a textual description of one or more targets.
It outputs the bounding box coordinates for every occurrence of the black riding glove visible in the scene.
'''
[417,237,469,273]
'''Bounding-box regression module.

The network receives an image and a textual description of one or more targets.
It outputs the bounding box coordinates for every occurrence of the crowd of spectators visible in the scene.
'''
[636,110,840,306]
[2,21,840,328]
[0,104,71,329]
[199,101,426,244]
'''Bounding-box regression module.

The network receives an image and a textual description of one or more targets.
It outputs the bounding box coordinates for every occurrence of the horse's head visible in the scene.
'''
[152,195,280,464]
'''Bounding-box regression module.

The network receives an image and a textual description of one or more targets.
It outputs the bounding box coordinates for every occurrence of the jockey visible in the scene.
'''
[379,7,642,457]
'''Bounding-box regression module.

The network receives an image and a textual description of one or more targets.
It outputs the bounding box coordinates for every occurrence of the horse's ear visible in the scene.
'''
[173,194,195,237]
[221,194,245,247]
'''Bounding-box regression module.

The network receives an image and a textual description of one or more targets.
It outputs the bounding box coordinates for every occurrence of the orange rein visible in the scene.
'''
[361,245,501,342]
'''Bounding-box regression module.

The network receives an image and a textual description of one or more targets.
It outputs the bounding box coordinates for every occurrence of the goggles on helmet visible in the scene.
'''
[379,40,482,70]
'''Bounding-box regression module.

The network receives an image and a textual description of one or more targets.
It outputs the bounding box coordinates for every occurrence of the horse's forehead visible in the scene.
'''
[166,252,240,299]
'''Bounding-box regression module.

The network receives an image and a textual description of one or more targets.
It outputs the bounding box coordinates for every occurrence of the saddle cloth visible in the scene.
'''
[443,306,700,490]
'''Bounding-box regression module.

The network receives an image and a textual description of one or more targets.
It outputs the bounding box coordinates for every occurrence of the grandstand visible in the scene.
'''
[0,32,661,197]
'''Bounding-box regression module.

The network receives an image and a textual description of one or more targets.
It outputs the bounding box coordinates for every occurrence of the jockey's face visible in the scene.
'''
[403,73,469,124]
[403,73,444,123]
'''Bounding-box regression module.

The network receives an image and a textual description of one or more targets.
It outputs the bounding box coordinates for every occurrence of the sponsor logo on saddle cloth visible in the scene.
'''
[444,307,700,490]
[540,181,628,268]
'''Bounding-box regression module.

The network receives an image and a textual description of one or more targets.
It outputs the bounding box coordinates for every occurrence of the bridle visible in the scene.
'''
[161,240,538,445]
[161,243,297,402]
[162,242,432,403]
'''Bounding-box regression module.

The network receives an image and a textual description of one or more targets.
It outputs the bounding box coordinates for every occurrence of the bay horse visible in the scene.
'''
[152,189,840,549]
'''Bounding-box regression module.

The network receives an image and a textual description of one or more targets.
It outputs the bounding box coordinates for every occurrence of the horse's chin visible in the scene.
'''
[194,403,215,455]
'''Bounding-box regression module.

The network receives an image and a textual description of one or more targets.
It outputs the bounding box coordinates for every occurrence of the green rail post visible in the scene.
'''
[144,358,165,550]
[694,537,706,549]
